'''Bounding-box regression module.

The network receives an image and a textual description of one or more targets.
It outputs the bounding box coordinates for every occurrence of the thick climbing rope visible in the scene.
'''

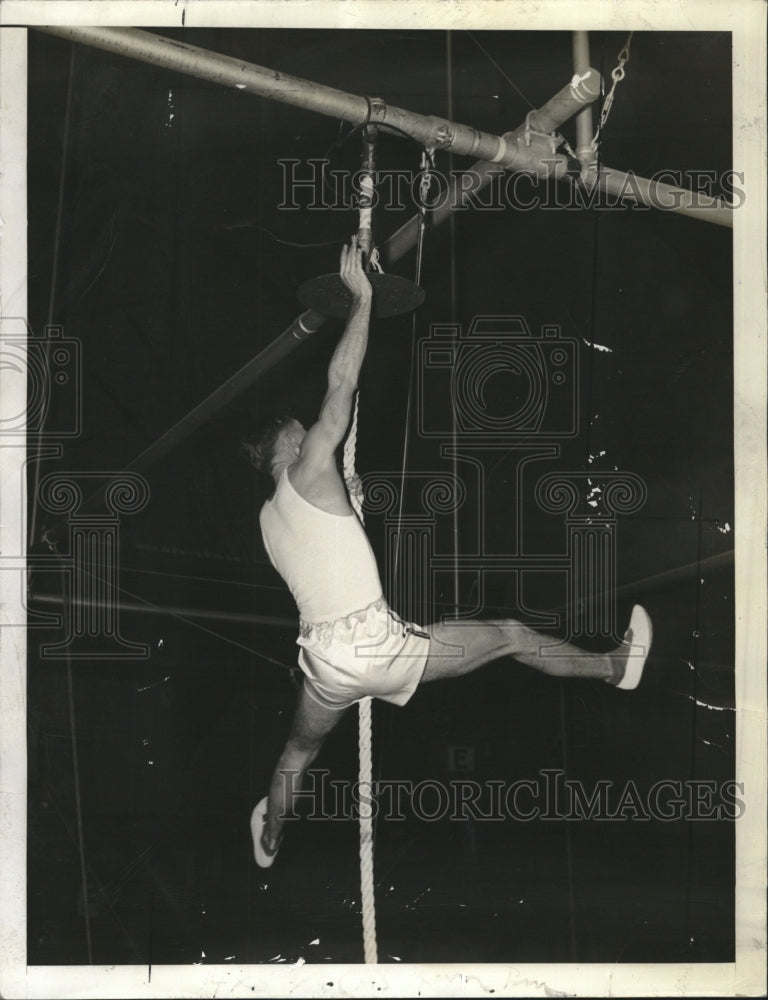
[342,392,378,965]
[340,140,432,967]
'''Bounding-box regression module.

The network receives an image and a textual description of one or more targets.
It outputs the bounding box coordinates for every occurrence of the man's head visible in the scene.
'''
[242,415,306,477]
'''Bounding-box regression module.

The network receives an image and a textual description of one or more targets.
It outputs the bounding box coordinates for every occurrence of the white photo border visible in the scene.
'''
[1,1,765,997]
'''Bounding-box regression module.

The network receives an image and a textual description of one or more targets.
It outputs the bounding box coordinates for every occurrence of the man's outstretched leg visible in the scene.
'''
[251,683,347,868]
[421,604,652,688]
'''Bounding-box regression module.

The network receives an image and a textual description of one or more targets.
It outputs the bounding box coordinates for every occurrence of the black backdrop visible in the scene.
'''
[26,28,734,966]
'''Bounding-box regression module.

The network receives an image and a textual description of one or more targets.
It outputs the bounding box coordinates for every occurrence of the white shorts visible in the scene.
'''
[296,598,431,711]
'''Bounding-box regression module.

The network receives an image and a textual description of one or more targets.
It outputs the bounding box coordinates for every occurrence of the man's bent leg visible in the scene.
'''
[421,613,647,685]
[263,682,347,849]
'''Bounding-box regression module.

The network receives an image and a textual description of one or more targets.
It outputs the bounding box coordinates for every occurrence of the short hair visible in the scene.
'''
[241,414,294,475]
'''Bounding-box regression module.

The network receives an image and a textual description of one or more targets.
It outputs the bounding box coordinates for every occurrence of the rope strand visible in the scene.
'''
[339,137,432,967]
[342,392,378,964]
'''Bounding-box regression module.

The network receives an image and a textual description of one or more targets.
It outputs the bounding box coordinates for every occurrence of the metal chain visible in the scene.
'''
[419,147,435,208]
[592,32,633,150]
[365,147,434,281]
[413,148,434,283]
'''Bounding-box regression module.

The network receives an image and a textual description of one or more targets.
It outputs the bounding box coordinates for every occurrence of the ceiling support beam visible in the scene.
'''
[36,27,595,475]
[37,26,732,481]
[40,26,599,168]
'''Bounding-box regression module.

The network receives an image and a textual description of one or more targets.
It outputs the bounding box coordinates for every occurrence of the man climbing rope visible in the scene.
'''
[242,237,653,868]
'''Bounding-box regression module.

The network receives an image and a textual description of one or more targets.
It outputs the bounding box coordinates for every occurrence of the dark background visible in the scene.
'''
[25,28,734,966]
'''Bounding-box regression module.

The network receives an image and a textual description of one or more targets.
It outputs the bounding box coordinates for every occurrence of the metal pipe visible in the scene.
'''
[126,162,574,477]
[47,25,730,231]
[103,78,589,472]
[597,166,734,228]
[125,311,323,473]
[384,149,734,269]
[41,26,599,168]
[38,25,730,487]
[77,141,725,507]
[529,73,600,134]
[383,83,588,267]
[33,27,598,483]
[572,32,596,165]
[382,146,571,267]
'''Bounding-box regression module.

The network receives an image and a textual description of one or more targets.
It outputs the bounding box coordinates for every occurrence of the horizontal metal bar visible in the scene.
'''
[42,26,371,117]
[36,24,731,494]
[33,27,599,483]
[597,167,734,228]
[40,26,599,167]
[383,85,586,265]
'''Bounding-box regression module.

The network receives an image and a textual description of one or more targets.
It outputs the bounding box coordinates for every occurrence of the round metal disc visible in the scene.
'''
[297,272,425,319]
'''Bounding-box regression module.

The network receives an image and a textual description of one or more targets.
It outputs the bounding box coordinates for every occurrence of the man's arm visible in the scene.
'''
[300,240,372,468]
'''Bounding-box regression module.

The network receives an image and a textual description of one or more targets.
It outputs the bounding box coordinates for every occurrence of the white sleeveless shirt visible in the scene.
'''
[259,468,383,624]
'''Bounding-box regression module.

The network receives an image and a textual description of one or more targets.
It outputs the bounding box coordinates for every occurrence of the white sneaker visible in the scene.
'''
[617,605,653,690]
[250,797,282,868]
